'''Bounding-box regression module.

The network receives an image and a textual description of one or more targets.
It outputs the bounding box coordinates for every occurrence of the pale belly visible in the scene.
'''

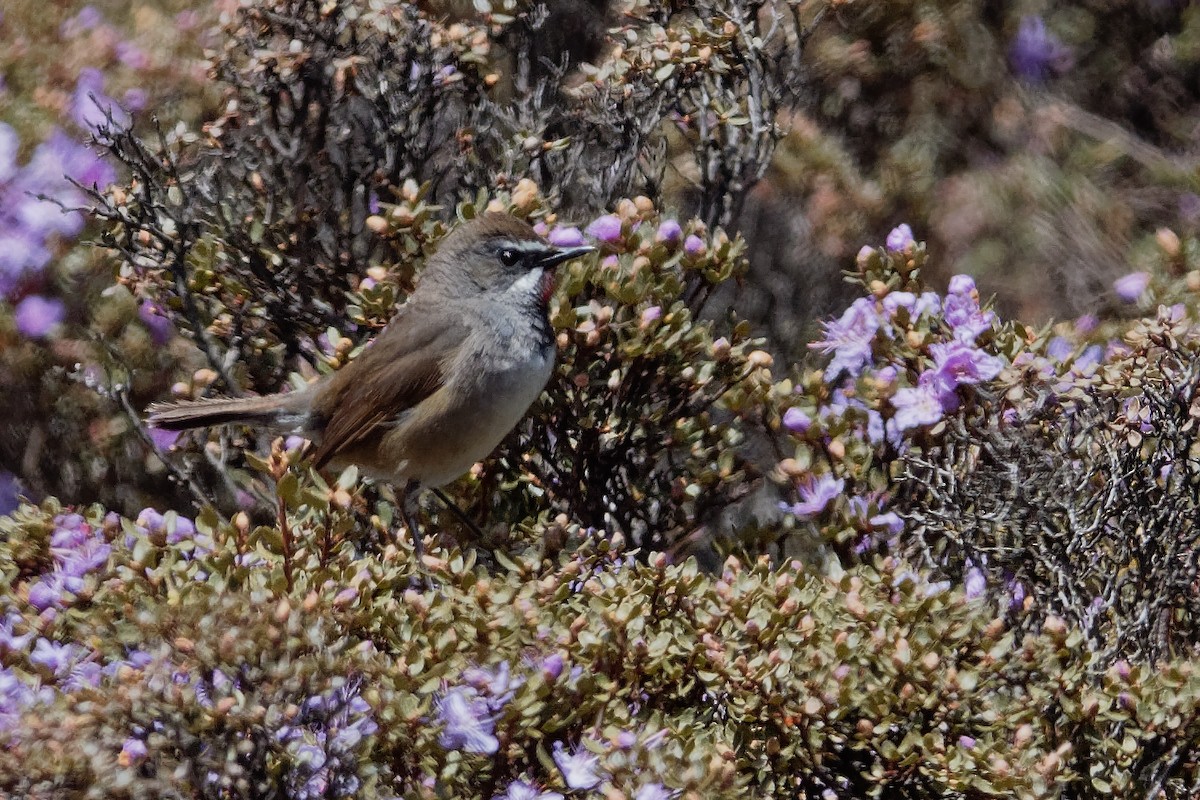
[367,344,554,488]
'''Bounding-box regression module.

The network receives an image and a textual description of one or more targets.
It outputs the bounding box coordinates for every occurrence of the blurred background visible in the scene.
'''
[1,0,1197,516]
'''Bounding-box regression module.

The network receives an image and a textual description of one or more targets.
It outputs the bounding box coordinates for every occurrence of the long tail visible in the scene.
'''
[147,392,309,432]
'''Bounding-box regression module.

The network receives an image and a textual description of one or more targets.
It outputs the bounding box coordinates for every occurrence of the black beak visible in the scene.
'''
[538,245,593,269]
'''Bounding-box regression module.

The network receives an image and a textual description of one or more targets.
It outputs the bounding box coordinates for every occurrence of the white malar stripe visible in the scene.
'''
[509,266,544,296]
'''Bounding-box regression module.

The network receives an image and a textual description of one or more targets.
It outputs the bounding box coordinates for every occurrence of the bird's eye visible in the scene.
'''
[499,248,521,267]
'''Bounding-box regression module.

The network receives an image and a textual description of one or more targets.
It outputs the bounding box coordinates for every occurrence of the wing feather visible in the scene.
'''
[309,307,469,469]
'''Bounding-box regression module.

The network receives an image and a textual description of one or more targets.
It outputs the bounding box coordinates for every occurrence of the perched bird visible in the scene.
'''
[149,212,592,550]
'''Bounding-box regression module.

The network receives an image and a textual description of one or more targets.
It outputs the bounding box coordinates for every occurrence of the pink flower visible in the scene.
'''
[585,214,622,244]
[548,226,585,247]
[639,306,662,327]
[656,219,682,243]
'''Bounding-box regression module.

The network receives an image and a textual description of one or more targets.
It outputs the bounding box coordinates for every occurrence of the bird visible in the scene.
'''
[148,212,593,555]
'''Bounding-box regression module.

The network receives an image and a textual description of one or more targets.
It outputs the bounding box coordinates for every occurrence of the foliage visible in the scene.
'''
[900,307,1200,665]
[5,0,1200,797]
[0,0,214,514]
[7,498,1200,799]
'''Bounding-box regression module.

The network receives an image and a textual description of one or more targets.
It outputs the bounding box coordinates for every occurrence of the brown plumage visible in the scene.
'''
[147,393,309,431]
[146,213,592,492]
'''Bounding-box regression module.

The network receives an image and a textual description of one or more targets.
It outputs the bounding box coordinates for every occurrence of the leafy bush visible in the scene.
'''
[5,0,1200,797]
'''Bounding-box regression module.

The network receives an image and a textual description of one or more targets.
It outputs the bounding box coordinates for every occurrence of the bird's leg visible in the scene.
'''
[430,487,486,541]
[399,478,424,566]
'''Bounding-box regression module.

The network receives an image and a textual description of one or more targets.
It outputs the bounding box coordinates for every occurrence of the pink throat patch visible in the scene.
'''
[539,271,557,305]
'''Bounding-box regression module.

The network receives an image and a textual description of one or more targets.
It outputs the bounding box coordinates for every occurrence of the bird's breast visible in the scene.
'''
[373,335,555,488]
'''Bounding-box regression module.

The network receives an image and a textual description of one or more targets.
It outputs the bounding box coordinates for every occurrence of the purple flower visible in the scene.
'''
[28,576,67,611]
[928,341,1005,389]
[942,275,995,343]
[965,565,987,600]
[494,781,564,800]
[115,41,150,70]
[72,68,130,135]
[29,638,87,676]
[539,652,564,682]
[41,128,116,188]
[0,123,18,183]
[810,297,880,378]
[0,233,51,296]
[548,226,586,247]
[552,741,604,790]
[59,5,103,37]
[882,291,940,320]
[1008,577,1027,611]
[891,373,952,432]
[175,9,200,29]
[656,219,682,244]
[134,508,210,554]
[13,295,66,338]
[461,661,521,709]
[0,666,50,732]
[947,274,975,296]
[75,5,102,28]
[1113,271,1150,303]
[1010,16,1071,83]
[869,512,903,535]
[122,88,148,112]
[0,130,114,291]
[780,473,844,519]
[52,519,111,578]
[63,660,102,692]
[585,215,622,244]
[885,223,914,251]
[959,735,976,749]
[139,301,175,344]
[1046,336,1072,362]
[0,470,19,516]
[683,234,705,256]
[119,736,148,766]
[0,611,32,654]
[436,686,499,754]
[1075,345,1103,370]
[635,784,674,800]
[640,306,662,326]
[866,408,887,444]
[782,407,811,434]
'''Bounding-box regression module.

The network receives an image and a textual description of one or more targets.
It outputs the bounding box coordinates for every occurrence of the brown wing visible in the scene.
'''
[308,306,470,469]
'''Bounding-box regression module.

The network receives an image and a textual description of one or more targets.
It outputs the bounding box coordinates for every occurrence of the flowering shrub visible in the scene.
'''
[0,0,213,514]
[5,0,1200,796]
[8,484,1200,797]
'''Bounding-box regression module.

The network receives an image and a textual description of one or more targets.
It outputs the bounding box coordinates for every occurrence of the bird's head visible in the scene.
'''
[419,213,593,305]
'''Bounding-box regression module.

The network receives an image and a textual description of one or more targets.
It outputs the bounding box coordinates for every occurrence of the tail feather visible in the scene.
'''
[147,394,308,432]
